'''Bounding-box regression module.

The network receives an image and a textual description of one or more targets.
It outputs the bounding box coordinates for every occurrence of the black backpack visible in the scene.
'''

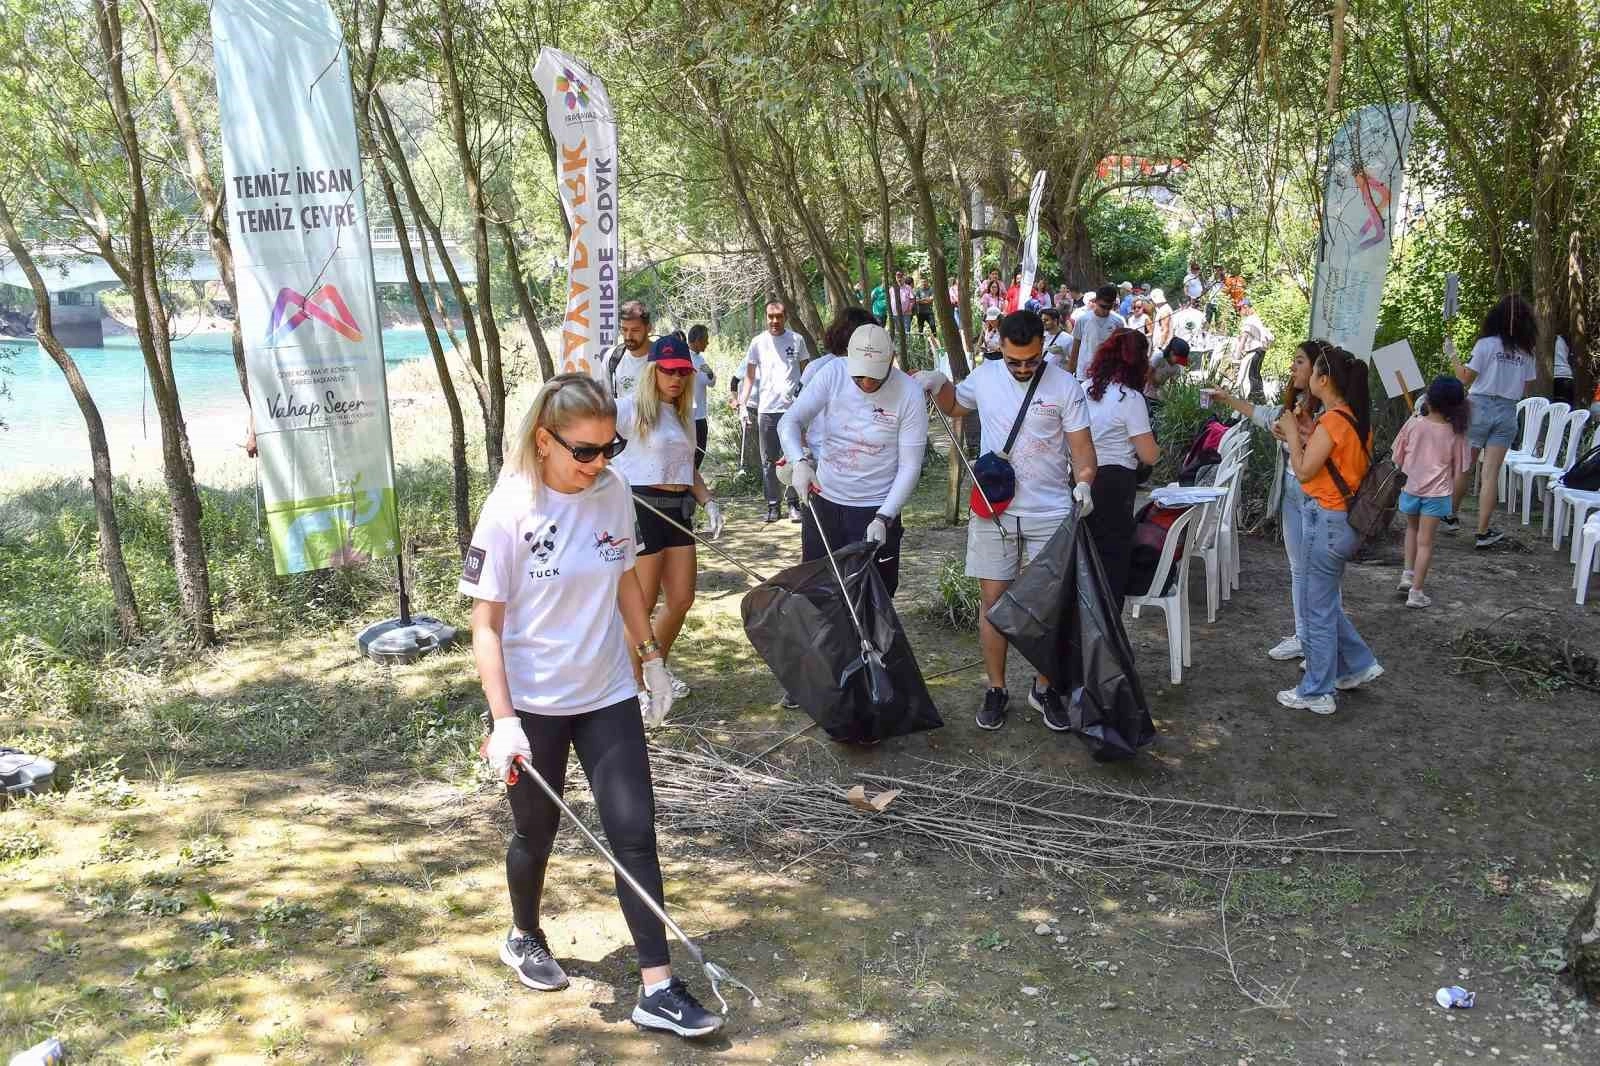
[1561,443,1600,492]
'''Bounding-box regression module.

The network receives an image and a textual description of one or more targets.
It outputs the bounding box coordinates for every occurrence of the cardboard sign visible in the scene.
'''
[1372,339,1425,400]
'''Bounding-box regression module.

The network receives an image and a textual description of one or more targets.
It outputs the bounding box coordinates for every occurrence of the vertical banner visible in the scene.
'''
[533,48,619,376]
[210,0,399,576]
[1309,104,1417,362]
[1017,170,1048,302]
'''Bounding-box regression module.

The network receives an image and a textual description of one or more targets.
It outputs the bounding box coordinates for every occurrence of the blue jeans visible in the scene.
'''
[1296,499,1377,697]
[1281,470,1307,645]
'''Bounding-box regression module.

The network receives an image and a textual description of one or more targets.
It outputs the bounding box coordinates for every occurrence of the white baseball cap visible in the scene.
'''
[847,323,895,379]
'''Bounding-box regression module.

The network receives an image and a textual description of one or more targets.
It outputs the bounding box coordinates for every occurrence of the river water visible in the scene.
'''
[0,329,433,477]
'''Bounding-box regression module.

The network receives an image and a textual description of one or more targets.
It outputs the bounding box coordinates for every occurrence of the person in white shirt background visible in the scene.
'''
[798,306,877,469]
[1449,294,1541,548]
[598,300,653,398]
[781,322,929,597]
[1149,288,1174,351]
[1080,328,1161,608]
[1069,284,1126,379]
[1553,333,1575,406]
[1040,306,1072,366]
[738,300,812,523]
[1169,298,1206,350]
[613,336,725,702]
[916,309,1098,735]
[979,306,1003,356]
[1183,260,1204,304]
[463,373,723,1038]
[1236,298,1275,403]
[685,324,716,469]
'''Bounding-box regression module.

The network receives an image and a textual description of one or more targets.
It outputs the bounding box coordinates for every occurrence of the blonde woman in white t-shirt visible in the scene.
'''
[462,373,723,1037]
[614,337,724,701]
[1449,294,1540,548]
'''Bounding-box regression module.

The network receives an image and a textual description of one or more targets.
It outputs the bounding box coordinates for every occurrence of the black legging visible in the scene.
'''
[694,418,708,470]
[1085,464,1139,609]
[506,696,669,968]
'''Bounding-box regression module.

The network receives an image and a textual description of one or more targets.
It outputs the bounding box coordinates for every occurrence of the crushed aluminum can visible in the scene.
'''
[1434,985,1475,1009]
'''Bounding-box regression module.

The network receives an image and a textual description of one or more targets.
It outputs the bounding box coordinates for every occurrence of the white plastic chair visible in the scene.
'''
[1508,405,1582,524]
[1498,397,1551,506]
[1127,505,1200,684]
[1188,489,1227,623]
[1574,514,1600,606]
[1551,423,1600,556]
[1520,409,1591,529]
[1503,402,1569,520]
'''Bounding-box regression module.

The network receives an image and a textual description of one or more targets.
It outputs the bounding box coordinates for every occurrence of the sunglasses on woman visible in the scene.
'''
[549,428,627,463]
[657,366,696,378]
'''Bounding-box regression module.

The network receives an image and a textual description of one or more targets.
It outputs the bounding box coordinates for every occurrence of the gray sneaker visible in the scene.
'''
[500,928,568,991]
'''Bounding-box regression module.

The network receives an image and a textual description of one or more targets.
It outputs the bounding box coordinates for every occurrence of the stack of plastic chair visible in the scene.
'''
[1126,504,1201,684]
[1503,402,1569,520]
[1497,397,1552,509]
[1512,408,1590,529]
[1574,514,1600,606]
[1189,467,1237,623]
[1552,422,1600,557]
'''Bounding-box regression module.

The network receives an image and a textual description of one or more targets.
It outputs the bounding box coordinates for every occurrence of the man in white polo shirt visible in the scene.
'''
[916,309,1098,733]
[1068,284,1125,380]
[779,323,928,595]
[738,300,811,523]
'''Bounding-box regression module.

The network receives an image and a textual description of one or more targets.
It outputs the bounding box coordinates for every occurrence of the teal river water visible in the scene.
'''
[0,329,433,475]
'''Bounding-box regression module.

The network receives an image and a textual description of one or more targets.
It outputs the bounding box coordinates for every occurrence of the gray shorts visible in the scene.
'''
[964,512,1068,581]
[1468,394,1519,449]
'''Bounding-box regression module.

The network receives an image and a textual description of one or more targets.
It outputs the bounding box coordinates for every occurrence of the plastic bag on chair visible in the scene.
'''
[986,510,1156,761]
[742,542,943,744]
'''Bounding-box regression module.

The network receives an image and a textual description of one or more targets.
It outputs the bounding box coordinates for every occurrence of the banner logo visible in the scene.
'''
[556,68,591,111]
[266,284,363,343]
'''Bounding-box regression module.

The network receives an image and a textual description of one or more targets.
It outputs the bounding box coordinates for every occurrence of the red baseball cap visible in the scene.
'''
[649,335,694,371]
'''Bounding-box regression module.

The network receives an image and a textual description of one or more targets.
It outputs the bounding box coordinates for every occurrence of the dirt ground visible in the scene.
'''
[3,494,1598,1065]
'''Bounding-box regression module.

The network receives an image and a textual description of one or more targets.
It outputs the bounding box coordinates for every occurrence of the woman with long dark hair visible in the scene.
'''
[1275,345,1383,715]
[1205,340,1325,662]
[1450,294,1539,547]
[1083,327,1160,605]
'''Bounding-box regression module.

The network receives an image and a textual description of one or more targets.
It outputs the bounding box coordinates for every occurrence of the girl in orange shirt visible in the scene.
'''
[1274,345,1384,715]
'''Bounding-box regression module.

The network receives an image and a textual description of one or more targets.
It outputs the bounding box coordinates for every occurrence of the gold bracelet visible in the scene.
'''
[635,638,660,659]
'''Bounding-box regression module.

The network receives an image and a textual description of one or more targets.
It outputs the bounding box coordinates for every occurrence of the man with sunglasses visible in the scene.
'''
[778,323,927,595]
[598,300,654,398]
[739,301,811,523]
[915,310,1098,733]
[1068,284,1125,381]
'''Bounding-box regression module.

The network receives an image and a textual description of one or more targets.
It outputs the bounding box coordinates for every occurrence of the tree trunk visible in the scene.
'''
[95,0,213,646]
[498,220,556,381]
[438,4,505,481]
[1568,881,1600,1003]
[0,192,140,641]
[1052,204,1098,289]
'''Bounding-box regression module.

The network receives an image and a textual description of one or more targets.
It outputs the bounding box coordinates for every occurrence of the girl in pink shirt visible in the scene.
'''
[1392,376,1472,608]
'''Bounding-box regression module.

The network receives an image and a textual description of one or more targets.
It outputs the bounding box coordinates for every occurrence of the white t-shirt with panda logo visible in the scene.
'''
[458,470,638,716]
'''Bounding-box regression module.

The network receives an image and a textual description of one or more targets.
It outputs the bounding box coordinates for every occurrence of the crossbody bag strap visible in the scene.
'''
[1000,362,1047,459]
[1320,409,1365,506]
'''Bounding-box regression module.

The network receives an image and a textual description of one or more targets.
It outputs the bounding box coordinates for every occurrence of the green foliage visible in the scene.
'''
[1085,200,1176,290]
[931,558,980,630]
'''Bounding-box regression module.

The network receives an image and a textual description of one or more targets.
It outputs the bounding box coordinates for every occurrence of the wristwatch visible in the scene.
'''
[635,638,661,659]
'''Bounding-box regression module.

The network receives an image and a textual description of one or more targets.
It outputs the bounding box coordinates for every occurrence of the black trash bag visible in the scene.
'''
[742,542,943,744]
[987,510,1156,761]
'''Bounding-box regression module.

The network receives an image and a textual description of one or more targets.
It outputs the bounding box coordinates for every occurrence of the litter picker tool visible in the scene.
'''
[631,494,770,587]
[503,754,761,1013]
[803,498,896,708]
[926,398,1009,541]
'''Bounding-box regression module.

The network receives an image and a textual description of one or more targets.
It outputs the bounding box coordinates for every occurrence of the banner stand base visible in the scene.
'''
[357,615,458,666]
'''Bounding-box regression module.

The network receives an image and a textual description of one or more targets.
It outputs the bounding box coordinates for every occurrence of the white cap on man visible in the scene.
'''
[847,323,895,380]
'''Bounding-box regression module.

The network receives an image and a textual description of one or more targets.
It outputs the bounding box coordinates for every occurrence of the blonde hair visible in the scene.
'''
[509,373,616,489]
[630,363,692,442]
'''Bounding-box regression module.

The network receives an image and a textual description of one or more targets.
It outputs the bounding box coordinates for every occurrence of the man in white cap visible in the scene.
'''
[778,323,929,595]
[1149,288,1173,350]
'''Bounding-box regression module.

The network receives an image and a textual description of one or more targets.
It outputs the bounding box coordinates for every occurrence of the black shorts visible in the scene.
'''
[633,489,696,557]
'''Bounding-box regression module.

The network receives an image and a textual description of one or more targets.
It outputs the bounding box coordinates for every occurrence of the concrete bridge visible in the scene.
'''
[0,220,472,346]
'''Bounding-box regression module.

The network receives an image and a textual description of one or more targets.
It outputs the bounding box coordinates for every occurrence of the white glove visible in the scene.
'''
[641,658,673,727]
[776,457,794,487]
[1073,480,1095,518]
[741,406,754,427]
[865,517,888,544]
[704,499,724,539]
[791,458,816,501]
[485,715,532,781]
[915,369,949,397]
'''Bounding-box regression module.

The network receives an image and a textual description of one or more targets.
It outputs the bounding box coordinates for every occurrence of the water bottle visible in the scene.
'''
[8,1039,66,1066]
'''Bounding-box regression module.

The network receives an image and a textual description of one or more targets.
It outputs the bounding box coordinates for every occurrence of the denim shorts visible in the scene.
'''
[1398,491,1452,519]
[1468,394,1518,449]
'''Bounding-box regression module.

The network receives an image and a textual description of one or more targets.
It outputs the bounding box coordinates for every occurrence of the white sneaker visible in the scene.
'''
[666,669,690,700]
[1397,570,1414,592]
[1335,662,1385,691]
[1267,636,1303,661]
[1406,590,1432,609]
[1276,688,1336,715]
